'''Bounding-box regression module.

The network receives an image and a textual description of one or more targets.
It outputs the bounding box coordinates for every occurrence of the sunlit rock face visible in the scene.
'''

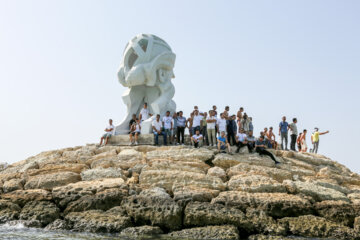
[2,145,360,239]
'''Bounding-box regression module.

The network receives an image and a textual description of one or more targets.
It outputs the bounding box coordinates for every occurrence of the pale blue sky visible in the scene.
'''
[0,1,359,172]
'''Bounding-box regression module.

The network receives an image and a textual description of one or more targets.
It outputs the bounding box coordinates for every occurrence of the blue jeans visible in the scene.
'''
[153,131,167,145]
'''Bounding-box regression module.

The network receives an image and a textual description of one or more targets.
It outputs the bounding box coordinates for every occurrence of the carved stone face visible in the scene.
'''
[118,34,175,88]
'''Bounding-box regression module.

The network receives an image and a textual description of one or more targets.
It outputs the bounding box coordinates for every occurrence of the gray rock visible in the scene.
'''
[64,188,128,214]
[123,187,183,230]
[65,207,132,233]
[45,219,69,230]
[0,200,21,223]
[120,226,163,237]
[184,202,254,233]
[24,172,81,190]
[169,225,239,240]
[20,201,60,227]
[80,168,126,181]
[3,178,25,193]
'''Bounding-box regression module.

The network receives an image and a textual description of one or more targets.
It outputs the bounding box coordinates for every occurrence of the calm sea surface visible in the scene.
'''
[0,223,333,240]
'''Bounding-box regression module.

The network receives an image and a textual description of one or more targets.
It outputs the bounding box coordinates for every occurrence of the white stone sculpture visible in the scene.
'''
[115,34,176,135]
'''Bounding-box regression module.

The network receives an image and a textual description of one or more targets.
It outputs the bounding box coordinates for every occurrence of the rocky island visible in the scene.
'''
[1,145,360,240]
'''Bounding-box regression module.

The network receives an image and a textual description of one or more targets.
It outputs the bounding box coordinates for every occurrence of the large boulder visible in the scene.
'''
[139,169,225,193]
[278,215,359,239]
[120,226,163,237]
[169,225,240,240]
[122,187,183,230]
[213,153,276,169]
[80,168,126,181]
[24,172,81,190]
[64,188,128,214]
[2,178,25,193]
[227,175,286,193]
[19,201,60,227]
[0,200,21,223]
[207,166,227,182]
[211,191,313,218]
[52,178,126,209]
[314,200,359,227]
[25,163,88,176]
[283,180,349,202]
[184,202,254,233]
[1,189,52,207]
[65,207,132,233]
[227,163,292,182]
[146,147,214,162]
[173,186,220,202]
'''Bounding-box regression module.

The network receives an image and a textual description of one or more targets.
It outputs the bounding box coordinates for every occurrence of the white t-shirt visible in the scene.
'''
[134,124,140,133]
[106,125,114,135]
[140,108,150,121]
[207,116,217,129]
[152,120,162,132]
[193,114,203,127]
[192,134,203,140]
[162,116,173,129]
[236,132,247,142]
[217,118,227,133]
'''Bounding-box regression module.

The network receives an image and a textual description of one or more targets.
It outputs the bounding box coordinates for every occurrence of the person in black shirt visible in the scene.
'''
[255,135,280,164]
[128,114,137,133]
[226,115,236,145]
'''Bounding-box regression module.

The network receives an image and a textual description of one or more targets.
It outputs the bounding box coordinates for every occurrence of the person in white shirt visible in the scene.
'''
[129,118,141,145]
[192,110,203,133]
[152,114,166,146]
[206,110,217,147]
[139,103,152,122]
[99,119,114,146]
[217,113,227,135]
[191,129,203,148]
[235,128,250,153]
[162,111,173,145]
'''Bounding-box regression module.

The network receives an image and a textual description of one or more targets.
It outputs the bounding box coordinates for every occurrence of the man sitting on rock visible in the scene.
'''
[152,114,167,146]
[129,118,141,146]
[191,129,203,148]
[255,135,280,164]
[99,119,114,146]
[246,130,256,153]
[217,131,231,153]
[235,128,251,153]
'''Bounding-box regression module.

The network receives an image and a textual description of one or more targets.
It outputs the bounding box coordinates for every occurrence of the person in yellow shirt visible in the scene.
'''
[311,128,329,153]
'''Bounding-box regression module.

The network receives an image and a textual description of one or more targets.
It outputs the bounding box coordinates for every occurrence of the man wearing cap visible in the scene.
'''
[311,128,329,153]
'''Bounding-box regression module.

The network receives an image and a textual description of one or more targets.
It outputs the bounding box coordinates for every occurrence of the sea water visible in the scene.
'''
[0,223,332,240]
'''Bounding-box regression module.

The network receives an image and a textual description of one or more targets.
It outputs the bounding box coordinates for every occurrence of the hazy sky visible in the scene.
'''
[1,0,359,172]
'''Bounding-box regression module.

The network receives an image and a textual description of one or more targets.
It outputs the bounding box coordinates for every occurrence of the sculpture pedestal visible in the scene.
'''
[108,134,191,146]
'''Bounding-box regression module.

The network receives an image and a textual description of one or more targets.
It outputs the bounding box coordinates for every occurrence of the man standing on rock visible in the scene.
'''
[279,116,290,150]
[139,102,152,122]
[152,114,166,146]
[289,118,298,151]
[217,113,227,137]
[162,111,173,145]
[99,119,114,146]
[311,128,329,153]
[176,111,187,145]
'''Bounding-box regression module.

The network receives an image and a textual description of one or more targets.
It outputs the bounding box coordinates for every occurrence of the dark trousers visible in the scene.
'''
[177,127,185,144]
[236,141,254,153]
[290,134,297,151]
[154,131,167,145]
[201,126,208,145]
[256,148,277,163]
[227,131,236,145]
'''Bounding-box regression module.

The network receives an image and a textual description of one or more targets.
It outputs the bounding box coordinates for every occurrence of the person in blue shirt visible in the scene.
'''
[278,116,290,150]
[256,135,280,164]
[176,111,187,145]
[217,131,231,153]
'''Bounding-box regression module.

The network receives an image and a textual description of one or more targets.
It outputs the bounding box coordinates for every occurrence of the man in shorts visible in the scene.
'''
[100,119,114,146]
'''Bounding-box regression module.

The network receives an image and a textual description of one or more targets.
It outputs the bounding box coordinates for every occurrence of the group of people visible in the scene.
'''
[99,104,329,162]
